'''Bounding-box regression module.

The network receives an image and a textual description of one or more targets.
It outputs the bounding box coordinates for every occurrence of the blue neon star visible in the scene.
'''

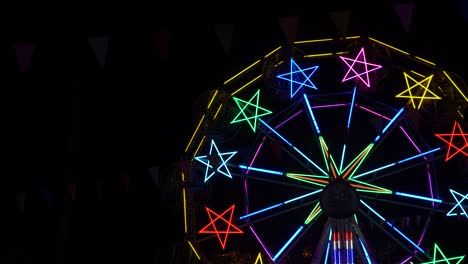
[194,139,237,183]
[276,58,319,99]
[446,189,468,219]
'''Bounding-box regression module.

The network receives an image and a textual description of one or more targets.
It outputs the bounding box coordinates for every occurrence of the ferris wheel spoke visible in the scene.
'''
[351,147,441,180]
[360,194,446,213]
[360,200,426,254]
[259,118,327,175]
[239,190,322,220]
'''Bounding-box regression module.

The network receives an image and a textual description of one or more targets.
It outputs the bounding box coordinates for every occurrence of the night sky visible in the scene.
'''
[4,0,468,263]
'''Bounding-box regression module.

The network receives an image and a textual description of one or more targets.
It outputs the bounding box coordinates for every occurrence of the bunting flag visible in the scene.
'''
[14,42,35,73]
[215,23,235,56]
[278,16,299,44]
[152,30,170,59]
[393,1,415,33]
[88,35,109,67]
[330,9,351,37]
[16,192,26,212]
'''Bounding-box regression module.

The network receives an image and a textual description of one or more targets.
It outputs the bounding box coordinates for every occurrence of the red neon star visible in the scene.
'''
[198,204,243,249]
[434,121,468,161]
[340,47,382,87]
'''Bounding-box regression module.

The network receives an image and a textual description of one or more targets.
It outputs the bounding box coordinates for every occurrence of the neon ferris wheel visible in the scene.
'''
[180,36,468,264]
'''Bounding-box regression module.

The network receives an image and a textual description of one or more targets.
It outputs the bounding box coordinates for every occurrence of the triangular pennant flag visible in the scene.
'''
[330,9,351,37]
[278,16,299,44]
[152,30,170,59]
[393,2,414,33]
[14,42,35,73]
[215,23,235,55]
[88,35,109,67]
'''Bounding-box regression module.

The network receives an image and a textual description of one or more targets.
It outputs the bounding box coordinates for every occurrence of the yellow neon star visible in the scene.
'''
[395,72,441,109]
[254,252,264,264]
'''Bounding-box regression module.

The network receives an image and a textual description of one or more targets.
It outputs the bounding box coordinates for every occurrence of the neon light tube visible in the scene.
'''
[224,59,261,85]
[187,240,201,260]
[231,74,263,96]
[303,94,321,134]
[185,115,205,152]
[240,189,322,219]
[348,86,357,129]
[312,103,348,109]
[324,228,332,264]
[260,119,327,175]
[381,107,404,135]
[443,71,468,102]
[264,46,282,58]
[340,144,347,172]
[272,225,304,261]
[353,148,440,179]
[250,225,273,260]
[360,200,425,253]
[368,37,410,55]
[284,189,322,204]
[414,56,436,66]
[394,191,442,203]
[239,203,283,219]
[238,165,283,175]
[294,38,334,44]
[358,238,372,264]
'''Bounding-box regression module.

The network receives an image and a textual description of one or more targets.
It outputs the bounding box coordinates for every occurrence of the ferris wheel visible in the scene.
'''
[179,36,468,264]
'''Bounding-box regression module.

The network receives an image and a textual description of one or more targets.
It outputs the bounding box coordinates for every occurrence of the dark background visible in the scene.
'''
[4,0,468,263]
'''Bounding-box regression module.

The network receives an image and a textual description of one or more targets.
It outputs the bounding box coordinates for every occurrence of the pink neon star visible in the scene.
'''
[340,47,382,87]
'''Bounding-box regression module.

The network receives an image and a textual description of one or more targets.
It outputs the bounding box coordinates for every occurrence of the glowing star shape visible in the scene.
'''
[276,58,319,98]
[420,243,465,264]
[194,139,238,183]
[395,72,442,109]
[434,121,468,161]
[254,252,264,264]
[231,89,273,132]
[339,47,382,87]
[446,189,468,218]
[198,204,244,250]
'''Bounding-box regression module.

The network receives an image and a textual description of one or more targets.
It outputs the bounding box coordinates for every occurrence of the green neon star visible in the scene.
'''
[420,243,465,264]
[231,89,273,132]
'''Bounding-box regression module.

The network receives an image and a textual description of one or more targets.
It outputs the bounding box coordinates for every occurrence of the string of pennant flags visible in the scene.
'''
[12,0,468,212]
[14,0,468,74]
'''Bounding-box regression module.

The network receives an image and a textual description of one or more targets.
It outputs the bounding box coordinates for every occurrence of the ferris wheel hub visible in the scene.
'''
[320,179,360,219]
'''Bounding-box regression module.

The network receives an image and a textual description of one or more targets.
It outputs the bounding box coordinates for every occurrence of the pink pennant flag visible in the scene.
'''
[330,10,351,37]
[14,42,35,73]
[215,23,235,55]
[152,30,170,59]
[393,2,414,33]
[88,35,109,67]
[278,16,299,44]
